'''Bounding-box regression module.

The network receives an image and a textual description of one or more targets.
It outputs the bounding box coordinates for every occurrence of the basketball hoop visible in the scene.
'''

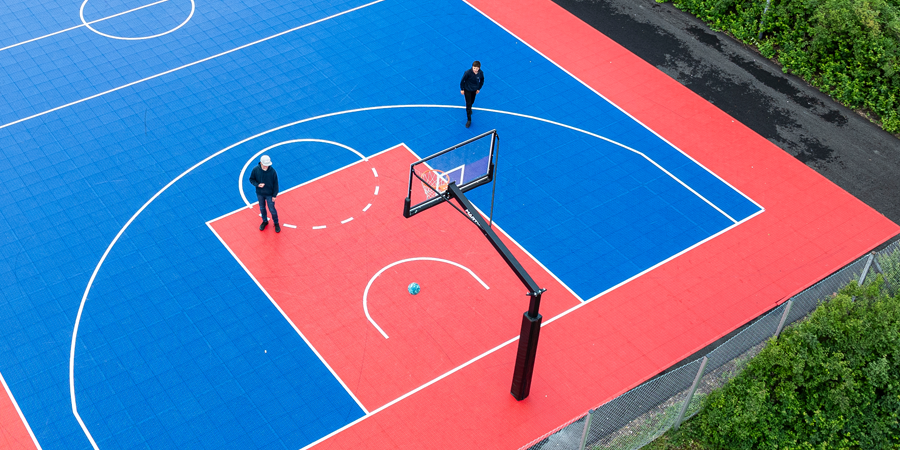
[403,128,498,219]
[419,169,449,199]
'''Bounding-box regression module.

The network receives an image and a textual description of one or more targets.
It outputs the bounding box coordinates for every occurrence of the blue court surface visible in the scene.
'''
[0,0,762,448]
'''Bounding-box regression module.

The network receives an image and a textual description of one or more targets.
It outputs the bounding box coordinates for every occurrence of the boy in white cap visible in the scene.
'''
[249,155,280,232]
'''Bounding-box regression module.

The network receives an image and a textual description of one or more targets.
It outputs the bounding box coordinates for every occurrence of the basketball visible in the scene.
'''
[408,282,421,295]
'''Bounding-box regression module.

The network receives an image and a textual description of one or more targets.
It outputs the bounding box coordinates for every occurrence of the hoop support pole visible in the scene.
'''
[444,182,545,400]
[489,133,499,228]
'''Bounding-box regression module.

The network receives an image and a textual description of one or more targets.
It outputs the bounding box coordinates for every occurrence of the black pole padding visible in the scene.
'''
[403,197,411,218]
[511,310,542,401]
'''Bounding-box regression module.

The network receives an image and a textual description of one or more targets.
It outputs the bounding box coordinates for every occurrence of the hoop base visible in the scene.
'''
[511,312,542,401]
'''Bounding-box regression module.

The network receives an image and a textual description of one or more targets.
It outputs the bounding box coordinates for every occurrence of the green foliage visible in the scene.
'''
[658,0,900,133]
[681,278,900,449]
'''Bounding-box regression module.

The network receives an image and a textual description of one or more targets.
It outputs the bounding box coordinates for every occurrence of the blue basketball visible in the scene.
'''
[407,282,421,295]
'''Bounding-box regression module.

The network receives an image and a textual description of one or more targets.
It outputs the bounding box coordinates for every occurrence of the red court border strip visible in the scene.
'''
[302,0,899,448]
[0,370,41,450]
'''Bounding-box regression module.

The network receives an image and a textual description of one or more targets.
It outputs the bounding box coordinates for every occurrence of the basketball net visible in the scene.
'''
[419,169,449,199]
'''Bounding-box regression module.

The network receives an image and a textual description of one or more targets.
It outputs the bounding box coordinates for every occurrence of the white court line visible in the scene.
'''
[544,207,766,326]
[73,106,760,450]
[374,186,379,195]
[363,258,490,339]
[299,334,520,450]
[462,0,763,215]
[476,106,739,223]
[312,225,327,230]
[468,205,584,303]
[283,224,297,229]
[0,0,172,53]
[371,168,378,177]
[0,369,42,450]
[363,203,372,212]
[341,217,354,224]
[0,0,385,132]
[206,223,368,414]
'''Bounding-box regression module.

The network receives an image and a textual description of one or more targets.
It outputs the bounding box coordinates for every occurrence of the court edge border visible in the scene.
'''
[0,369,41,450]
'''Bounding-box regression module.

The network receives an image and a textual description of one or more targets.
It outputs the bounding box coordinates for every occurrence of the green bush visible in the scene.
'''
[683,278,900,449]
[659,0,900,134]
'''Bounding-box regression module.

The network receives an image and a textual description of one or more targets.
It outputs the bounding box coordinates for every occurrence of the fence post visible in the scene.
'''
[774,300,793,338]
[757,0,773,40]
[674,356,708,430]
[872,257,894,292]
[578,410,592,450]
[859,253,874,286]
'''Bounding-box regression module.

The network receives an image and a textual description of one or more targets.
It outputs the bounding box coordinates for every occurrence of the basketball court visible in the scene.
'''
[0,0,897,449]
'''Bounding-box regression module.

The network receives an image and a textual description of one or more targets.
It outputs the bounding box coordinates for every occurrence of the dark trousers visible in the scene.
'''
[258,194,278,223]
[464,90,478,120]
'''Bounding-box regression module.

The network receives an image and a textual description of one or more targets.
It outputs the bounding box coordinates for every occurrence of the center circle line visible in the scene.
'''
[80,0,195,41]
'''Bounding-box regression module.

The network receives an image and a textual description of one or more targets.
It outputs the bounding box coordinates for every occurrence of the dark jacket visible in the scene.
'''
[460,68,484,92]
[249,164,279,197]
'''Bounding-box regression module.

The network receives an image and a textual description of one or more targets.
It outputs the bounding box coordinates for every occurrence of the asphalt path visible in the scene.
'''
[552,0,900,226]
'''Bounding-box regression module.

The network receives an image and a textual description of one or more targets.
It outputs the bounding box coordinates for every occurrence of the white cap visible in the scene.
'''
[260,155,272,166]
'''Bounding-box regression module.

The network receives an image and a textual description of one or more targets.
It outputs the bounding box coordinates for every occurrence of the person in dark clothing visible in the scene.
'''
[460,60,484,128]
[249,154,280,232]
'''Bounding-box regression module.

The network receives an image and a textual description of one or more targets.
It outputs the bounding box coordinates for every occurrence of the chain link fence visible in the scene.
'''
[523,239,900,450]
